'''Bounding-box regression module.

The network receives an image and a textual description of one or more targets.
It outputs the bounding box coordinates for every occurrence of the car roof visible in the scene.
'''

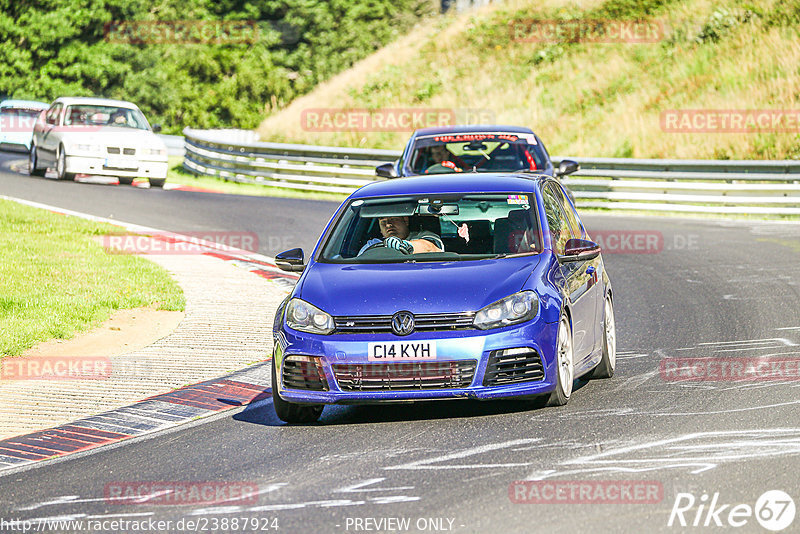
[52,97,140,109]
[351,173,550,198]
[412,124,536,137]
[0,100,50,110]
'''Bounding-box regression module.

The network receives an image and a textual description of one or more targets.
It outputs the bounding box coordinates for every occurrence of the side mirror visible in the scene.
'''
[152,124,163,133]
[375,162,398,178]
[561,238,600,262]
[556,159,580,177]
[275,248,305,272]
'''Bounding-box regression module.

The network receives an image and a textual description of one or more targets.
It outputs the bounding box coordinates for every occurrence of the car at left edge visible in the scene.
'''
[0,100,50,152]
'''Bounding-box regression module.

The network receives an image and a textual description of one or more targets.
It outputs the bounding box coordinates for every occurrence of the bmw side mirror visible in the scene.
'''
[276,248,305,272]
[375,163,398,178]
[152,123,163,133]
[556,159,580,177]
[561,238,600,262]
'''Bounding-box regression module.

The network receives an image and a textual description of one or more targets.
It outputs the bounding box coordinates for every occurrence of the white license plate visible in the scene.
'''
[105,157,138,170]
[368,341,436,361]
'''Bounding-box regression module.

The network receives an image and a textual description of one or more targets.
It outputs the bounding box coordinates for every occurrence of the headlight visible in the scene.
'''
[143,148,167,156]
[473,290,539,330]
[71,143,101,153]
[285,298,335,335]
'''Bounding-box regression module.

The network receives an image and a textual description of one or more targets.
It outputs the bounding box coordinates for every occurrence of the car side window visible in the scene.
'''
[541,186,571,254]
[547,183,583,239]
[45,105,59,126]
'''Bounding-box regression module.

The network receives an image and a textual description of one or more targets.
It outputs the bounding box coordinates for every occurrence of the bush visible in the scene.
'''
[0,0,434,134]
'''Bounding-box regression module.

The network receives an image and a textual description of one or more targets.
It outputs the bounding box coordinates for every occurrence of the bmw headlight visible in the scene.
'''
[71,143,101,153]
[285,298,335,335]
[473,291,539,330]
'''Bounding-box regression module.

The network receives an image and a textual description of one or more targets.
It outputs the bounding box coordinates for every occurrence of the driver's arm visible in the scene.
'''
[409,238,442,253]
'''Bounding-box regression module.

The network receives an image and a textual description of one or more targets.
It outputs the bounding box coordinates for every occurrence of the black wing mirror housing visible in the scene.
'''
[375,162,398,178]
[276,248,305,272]
[152,123,163,133]
[561,238,600,262]
[556,159,580,177]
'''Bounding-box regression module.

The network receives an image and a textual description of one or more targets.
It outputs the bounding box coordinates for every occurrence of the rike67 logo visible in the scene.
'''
[668,490,796,531]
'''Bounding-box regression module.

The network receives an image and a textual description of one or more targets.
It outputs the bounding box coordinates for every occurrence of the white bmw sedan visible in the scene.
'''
[30,97,168,187]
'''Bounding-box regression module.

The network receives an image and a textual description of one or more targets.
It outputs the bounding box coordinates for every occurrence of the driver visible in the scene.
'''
[358,216,443,255]
[109,110,127,126]
[425,145,463,174]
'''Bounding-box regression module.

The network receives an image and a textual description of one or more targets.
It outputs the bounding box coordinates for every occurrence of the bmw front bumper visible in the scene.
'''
[65,154,168,179]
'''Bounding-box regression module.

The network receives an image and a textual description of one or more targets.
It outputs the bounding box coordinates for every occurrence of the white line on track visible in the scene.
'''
[384,438,541,471]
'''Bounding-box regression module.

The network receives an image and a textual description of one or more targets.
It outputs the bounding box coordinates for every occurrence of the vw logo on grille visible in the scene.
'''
[391,311,415,336]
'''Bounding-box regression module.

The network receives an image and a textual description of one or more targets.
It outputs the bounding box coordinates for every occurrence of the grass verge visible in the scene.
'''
[166,157,348,202]
[0,200,185,357]
[257,0,800,160]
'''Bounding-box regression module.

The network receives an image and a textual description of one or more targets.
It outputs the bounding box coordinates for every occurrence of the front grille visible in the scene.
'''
[282,356,328,391]
[333,312,475,334]
[483,348,544,386]
[106,147,136,155]
[333,360,476,391]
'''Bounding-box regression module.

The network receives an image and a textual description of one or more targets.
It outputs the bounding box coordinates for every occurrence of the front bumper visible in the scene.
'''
[0,135,31,152]
[275,318,559,405]
[65,154,168,179]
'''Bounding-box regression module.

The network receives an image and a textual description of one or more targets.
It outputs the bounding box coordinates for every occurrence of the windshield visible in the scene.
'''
[319,193,542,263]
[0,108,43,130]
[63,105,150,130]
[407,133,546,175]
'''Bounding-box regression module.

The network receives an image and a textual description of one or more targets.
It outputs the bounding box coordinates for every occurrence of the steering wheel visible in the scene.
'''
[364,240,386,252]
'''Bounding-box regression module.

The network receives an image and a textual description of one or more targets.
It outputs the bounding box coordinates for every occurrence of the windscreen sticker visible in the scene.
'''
[432,133,520,143]
[522,134,538,145]
[507,195,529,205]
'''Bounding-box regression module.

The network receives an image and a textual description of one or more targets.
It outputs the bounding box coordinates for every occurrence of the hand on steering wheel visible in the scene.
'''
[384,236,414,255]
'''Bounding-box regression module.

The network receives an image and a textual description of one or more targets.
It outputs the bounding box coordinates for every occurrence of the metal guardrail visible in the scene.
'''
[183,128,800,215]
[157,134,186,157]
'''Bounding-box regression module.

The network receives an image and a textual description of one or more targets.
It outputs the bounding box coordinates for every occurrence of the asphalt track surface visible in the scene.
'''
[2,151,800,533]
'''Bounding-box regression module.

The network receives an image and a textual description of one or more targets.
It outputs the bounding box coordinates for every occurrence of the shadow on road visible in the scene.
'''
[232,380,590,427]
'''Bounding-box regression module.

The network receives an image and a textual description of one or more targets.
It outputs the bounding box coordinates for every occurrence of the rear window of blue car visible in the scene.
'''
[318,193,542,263]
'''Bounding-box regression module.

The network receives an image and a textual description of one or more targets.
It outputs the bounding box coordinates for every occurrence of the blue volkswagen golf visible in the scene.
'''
[272,173,615,423]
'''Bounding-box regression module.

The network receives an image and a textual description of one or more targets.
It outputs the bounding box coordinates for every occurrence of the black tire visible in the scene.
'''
[118,176,134,185]
[271,357,323,424]
[148,178,166,188]
[56,146,75,181]
[29,146,45,176]
[588,294,616,379]
[546,314,574,407]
